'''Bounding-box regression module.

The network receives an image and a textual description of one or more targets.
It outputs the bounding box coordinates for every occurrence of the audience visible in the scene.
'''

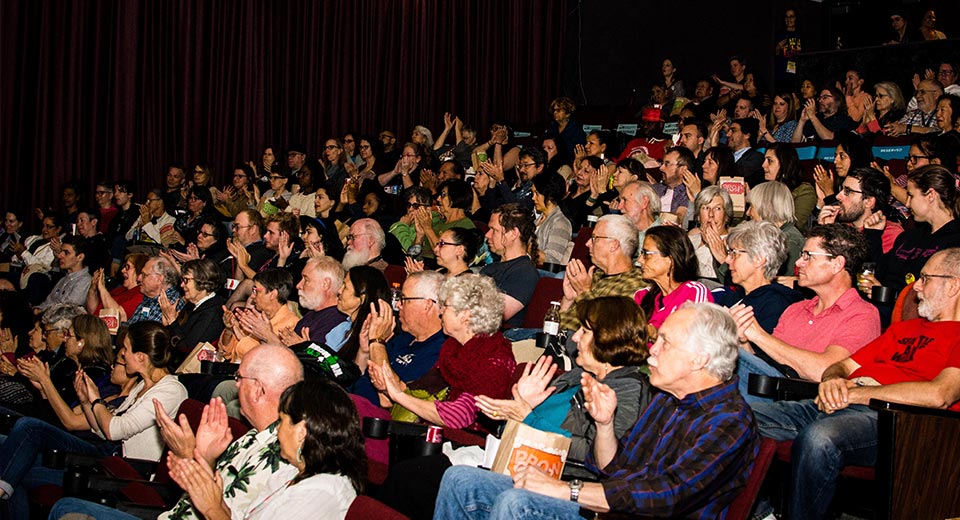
[5,42,960,519]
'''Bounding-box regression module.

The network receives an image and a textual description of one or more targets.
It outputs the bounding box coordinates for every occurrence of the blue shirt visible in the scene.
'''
[325,317,352,352]
[587,378,758,519]
[128,287,184,325]
[350,330,446,404]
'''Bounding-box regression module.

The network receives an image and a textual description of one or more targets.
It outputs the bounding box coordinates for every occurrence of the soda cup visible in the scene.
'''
[425,425,443,444]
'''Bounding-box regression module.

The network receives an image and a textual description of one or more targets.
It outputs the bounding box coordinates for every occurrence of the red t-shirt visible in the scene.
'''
[851,319,960,411]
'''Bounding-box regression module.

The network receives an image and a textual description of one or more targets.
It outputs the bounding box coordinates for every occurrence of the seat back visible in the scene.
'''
[384,264,407,288]
[726,437,777,520]
[569,226,593,267]
[346,495,410,520]
[521,277,564,329]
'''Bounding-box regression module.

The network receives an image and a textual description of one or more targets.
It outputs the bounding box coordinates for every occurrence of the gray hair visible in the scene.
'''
[695,186,734,227]
[933,247,960,277]
[406,270,445,301]
[437,274,504,335]
[633,181,661,217]
[747,181,795,225]
[597,214,639,259]
[42,304,85,331]
[726,221,788,280]
[680,302,739,381]
[148,256,181,288]
[354,218,386,252]
[305,256,345,293]
[413,125,435,148]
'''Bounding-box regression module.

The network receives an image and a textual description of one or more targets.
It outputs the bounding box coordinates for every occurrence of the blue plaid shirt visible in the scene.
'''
[587,377,758,519]
[127,287,184,325]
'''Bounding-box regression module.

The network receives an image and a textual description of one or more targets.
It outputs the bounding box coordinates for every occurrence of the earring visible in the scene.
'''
[297,446,303,465]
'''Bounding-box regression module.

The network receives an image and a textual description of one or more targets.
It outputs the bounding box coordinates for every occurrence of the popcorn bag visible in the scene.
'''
[719,176,747,216]
[491,420,571,478]
[98,309,120,335]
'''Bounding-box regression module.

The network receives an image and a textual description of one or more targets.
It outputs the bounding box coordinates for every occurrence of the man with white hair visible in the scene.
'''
[127,255,183,324]
[435,302,758,519]
[752,248,960,520]
[616,181,662,246]
[343,218,387,271]
[558,214,646,333]
[351,271,447,404]
[289,256,347,344]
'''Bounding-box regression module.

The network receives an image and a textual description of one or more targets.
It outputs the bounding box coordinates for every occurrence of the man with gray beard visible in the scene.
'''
[342,218,388,271]
[751,248,960,519]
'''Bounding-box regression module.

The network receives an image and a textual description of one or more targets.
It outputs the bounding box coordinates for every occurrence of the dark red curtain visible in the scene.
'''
[0,0,569,230]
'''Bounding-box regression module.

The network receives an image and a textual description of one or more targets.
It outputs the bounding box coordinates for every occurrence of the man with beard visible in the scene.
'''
[343,218,387,271]
[891,79,945,136]
[818,167,903,253]
[653,147,696,221]
[792,86,856,142]
[752,248,960,520]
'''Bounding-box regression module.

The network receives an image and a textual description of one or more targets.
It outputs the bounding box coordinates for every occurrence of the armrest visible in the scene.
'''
[747,374,819,400]
[868,399,960,419]
[64,472,182,506]
[200,360,238,376]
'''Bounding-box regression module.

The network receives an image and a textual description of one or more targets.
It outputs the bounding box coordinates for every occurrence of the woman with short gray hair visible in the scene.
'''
[747,181,804,276]
[369,274,516,431]
[721,221,801,392]
[688,186,734,281]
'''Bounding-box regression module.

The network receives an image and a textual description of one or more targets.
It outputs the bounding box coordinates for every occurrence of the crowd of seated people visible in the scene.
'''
[0,43,957,520]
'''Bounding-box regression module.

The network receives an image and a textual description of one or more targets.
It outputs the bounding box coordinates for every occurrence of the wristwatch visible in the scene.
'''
[569,479,583,502]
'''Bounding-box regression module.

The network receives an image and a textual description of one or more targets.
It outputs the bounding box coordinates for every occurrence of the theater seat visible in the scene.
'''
[521,277,564,329]
[726,437,777,520]
[346,495,410,520]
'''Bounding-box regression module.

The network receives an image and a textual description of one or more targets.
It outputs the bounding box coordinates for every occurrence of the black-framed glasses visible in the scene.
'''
[908,155,934,163]
[269,175,286,180]
[799,250,836,261]
[324,145,341,150]
[840,185,863,196]
[198,230,216,238]
[436,240,461,248]
[359,145,371,150]
[181,276,196,284]
[918,272,959,284]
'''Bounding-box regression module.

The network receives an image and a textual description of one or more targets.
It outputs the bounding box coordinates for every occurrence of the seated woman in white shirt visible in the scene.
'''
[169,379,366,520]
[0,321,187,513]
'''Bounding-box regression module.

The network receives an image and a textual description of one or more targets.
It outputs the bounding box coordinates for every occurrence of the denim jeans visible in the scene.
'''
[433,466,582,520]
[751,399,878,520]
[0,417,118,518]
[48,497,140,520]
[735,348,787,405]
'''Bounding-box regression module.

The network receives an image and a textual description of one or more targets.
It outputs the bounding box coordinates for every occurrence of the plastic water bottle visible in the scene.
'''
[390,282,402,311]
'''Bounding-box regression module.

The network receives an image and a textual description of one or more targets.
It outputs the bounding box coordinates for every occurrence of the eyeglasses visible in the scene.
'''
[725,248,749,257]
[198,230,216,238]
[234,373,261,385]
[96,190,112,196]
[938,70,956,76]
[359,145,371,150]
[42,328,63,337]
[436,240,461,248]
[181,276,195,284]
[233,174,248,179]
[269,175,285,180]
[799,250,836,261]
[345,233,369,242]
[399,296,436,304]
[639,249,665,257]
[62,330,75,339]
[918,272,959,284]
[145,198,161,203]
[917,89,939,96]
[840,185,863,196]
[517,162,537,169]
[325,145,340,150]
[188,196,200,202]
[438,301,454,312]
[908,155,934,163]
[591,235,619,242]
[343,138,355,143]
